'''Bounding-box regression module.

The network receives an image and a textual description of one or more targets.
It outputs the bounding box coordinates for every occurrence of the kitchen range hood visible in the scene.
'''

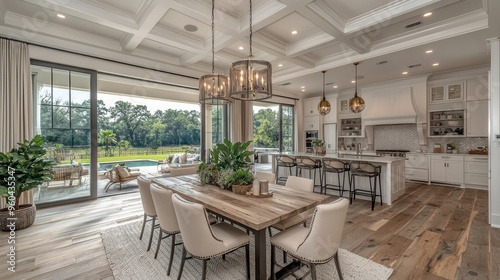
[361,87,418,126]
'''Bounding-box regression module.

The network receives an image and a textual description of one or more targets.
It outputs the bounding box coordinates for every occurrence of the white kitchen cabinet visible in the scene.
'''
[467,76,489,101]
[322,96,337,123]
[304,97,321,116]
[339,117,363,137]
[304,115,320,130]
[464,155,488,189]
[428,109,465,137]
[405,154,429,182]
[430,155,464,186]
[429,81,465,103]
[466,100,488,137]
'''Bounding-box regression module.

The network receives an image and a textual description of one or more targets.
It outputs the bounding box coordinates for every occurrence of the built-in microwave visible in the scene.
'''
[305,130,318,139]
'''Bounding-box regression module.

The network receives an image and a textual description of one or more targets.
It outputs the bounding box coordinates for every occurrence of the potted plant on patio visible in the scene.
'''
[0,135,55,230]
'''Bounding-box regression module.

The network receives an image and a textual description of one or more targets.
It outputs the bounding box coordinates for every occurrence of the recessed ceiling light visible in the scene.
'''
[291,30,298,35]
[426,50,433,54]
[423,12,432,17]
[184,24,198,32]
[238,46,244,50]
[56,13,66,19]
[301,86,305,88]
[433,63,439,66]
[402,71,408,75]
[278,64,283,67]
[333,85,338,88]
[351,80,356,84]
[301,89,305,92]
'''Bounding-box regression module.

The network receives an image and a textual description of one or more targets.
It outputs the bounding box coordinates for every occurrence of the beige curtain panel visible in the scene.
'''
[0,38,34,208]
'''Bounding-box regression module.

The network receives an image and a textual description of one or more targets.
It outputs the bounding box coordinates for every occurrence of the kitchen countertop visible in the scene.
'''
[406,152,488,157]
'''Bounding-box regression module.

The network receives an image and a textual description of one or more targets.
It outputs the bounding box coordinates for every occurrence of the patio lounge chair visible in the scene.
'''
[50,163,84,187]
[104,165,141,192]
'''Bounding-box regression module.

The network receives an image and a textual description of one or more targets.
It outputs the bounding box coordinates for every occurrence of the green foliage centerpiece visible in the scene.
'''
[0,135,55,230]
[312,139,326,155]
[197,139,255,194]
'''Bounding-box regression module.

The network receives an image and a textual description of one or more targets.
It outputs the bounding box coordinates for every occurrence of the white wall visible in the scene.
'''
[488,38,500,227]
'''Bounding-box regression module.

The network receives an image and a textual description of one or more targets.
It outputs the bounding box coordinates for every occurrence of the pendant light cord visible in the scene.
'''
[322,70,326,99]
[249,0,253,58]
[211,0,215,74]
[354,62,359,97]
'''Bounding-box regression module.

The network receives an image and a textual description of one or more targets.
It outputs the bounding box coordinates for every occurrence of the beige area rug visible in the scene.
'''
[101,221,393,280]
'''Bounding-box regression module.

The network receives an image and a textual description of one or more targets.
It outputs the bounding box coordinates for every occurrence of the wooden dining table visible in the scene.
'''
[152,174,332,280]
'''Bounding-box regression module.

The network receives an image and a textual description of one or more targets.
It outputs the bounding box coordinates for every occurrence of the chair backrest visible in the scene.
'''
[295,198,349,262]
[150,184,180,233]
[296,156,319,167]
[350,161,380,175]
[322,158,346,170]
[277,155,296,166]
[137,176,156,216]
[170,166,197,177]
[285,176,314,192]
[171,194,226,258]
[254,171,276,184]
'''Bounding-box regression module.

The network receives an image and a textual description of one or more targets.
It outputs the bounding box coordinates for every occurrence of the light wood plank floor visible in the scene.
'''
[1,181,498,279]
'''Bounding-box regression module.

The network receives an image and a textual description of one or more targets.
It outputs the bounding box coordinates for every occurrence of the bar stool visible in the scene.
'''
[275,155,297,185]
[295,156,322,190]
[349,161,382,211]
[321,158,349,196]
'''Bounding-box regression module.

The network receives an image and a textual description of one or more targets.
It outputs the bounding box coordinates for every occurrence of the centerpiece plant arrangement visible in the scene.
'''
[312,139,326,155]
[0,135,55,230]
[197,139,255,194]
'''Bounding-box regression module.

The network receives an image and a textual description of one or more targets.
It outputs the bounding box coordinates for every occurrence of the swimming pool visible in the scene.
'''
[94,160,158,171]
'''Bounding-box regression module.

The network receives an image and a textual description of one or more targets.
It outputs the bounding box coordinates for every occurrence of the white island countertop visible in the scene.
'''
[267,152,406,205]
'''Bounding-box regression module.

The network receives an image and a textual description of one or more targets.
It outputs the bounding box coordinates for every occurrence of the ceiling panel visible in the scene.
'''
[96,0,148,16]
[212,0,268,19]
[324,0,394,20]
[157,9,212,41]
[259,12,323,45]
[139,38,189,57]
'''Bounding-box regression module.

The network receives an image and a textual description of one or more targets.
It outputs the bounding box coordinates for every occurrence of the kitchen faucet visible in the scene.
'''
[356,143,362,156]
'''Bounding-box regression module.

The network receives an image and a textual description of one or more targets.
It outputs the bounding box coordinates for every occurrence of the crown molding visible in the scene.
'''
[306,0,346,32]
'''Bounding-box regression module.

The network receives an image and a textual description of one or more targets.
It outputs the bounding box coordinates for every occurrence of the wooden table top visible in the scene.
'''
[152,175,332,231]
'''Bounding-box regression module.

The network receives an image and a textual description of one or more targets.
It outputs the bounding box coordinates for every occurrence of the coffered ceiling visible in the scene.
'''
[0,0,498,97]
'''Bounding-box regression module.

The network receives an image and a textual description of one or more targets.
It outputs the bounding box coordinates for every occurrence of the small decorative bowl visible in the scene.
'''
[448,121,460,126]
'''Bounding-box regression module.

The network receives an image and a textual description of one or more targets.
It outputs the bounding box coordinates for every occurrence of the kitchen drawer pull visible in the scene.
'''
[442,156,450,159]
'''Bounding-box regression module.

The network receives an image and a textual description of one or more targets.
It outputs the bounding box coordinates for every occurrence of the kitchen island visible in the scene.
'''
[269,152,406,205]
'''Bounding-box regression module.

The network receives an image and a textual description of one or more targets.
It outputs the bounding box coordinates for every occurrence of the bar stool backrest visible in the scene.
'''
[277,155,296,167]
[350,162,381,175]
[296,156,319,167]
[322,158,346,170]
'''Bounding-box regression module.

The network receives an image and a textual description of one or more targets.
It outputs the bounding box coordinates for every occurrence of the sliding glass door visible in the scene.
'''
[253,102,294,153]
[32,62,96,204]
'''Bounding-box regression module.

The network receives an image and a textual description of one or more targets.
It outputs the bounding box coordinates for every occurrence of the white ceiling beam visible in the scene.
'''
[0,0,6,23]
[148,26,204,53]
[286,32,334,57]
[121,0,172,52]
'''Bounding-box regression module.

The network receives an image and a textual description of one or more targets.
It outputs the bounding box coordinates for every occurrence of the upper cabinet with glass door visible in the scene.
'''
[429,81,465,103]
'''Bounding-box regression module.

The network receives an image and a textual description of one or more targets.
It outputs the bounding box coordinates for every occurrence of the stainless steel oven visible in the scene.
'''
[305,130,318,153]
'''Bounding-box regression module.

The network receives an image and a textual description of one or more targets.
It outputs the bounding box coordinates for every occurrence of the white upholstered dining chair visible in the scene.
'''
[270,198,349,280]
[150,184,181,276]
[171,194,250,280]
[137,176,157,252]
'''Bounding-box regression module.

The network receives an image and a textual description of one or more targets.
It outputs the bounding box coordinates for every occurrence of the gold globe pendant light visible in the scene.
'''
[349,62,365,113]
[199,0,231,105]
[318,70,331,115]
[229,0,272,101]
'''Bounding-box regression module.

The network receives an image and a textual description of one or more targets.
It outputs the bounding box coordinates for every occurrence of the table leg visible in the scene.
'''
[254,228,266,280]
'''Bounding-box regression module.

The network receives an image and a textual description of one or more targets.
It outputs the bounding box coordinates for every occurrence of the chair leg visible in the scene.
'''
[270,245,276,280]
[283,250,287,263]
[202,259,207,280]
[370,176,375,211]
[139,214,147,240]
[379,174,383,206]
[167,234,176,276]
[178,245,187,280]
[268,227,273,237]
[310,263,317,280]
[245,244,250,280]
[155,229,162,259]
[147,217,156,251]
[334,253,344,280]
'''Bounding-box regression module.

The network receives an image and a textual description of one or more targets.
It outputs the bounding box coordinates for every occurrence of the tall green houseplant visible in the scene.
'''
[0,135,55,210]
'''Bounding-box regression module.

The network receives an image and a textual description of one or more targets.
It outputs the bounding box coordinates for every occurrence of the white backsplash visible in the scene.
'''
[372,124,488,153]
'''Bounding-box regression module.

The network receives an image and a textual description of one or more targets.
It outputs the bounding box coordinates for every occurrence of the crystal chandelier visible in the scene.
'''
[199,0,231,105]
[318,70,331,115]
[349,62,365,113]
[229,0,272,101]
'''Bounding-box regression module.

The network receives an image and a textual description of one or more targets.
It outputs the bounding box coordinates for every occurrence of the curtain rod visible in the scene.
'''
[1,36,299,101]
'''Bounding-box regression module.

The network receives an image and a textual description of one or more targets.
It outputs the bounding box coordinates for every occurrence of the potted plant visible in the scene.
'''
[197,139,255,190]
[312,139,326,155]
[227,169,254,195]
[0,135,55,230]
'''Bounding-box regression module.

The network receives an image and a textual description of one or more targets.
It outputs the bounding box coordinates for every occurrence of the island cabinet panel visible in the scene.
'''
[405,153,429,182]
[430,154,464,186]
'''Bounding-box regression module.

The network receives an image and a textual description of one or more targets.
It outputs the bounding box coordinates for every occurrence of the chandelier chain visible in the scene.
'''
[211,0,215,73]
[249,0,252,57]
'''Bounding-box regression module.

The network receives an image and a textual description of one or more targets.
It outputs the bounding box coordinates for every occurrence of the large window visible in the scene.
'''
[32,62,94,204]
[253,102,294,153]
